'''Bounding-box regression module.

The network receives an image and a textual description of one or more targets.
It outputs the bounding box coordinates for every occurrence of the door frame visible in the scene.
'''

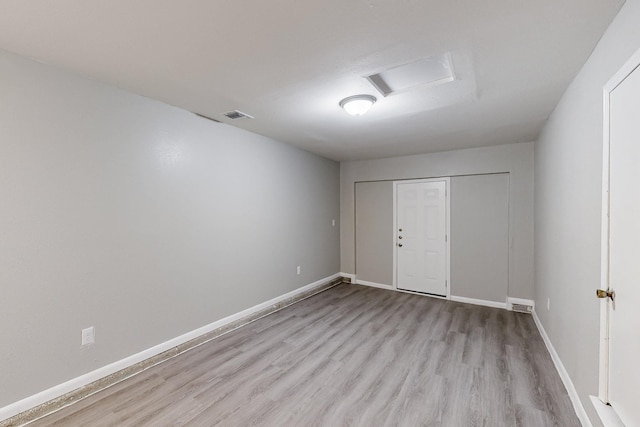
[392,177,451,299]
[598,47,640,408]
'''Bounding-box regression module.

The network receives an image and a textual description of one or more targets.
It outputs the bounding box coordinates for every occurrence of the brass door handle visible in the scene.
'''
[596,289,615,302]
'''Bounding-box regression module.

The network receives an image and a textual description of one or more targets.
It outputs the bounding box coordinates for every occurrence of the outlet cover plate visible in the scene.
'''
[82,326,95,346]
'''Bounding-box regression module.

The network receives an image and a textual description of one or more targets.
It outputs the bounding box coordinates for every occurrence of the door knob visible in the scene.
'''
[398,243,403,247]
[398,236,403,239]
[596,289,615,302]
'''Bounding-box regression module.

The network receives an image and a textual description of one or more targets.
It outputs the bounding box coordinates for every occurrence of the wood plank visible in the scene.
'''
[28,284,581,426]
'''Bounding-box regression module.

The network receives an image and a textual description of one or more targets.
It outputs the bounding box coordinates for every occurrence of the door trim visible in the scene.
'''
[392,177,451,299]
[598,47,640,411]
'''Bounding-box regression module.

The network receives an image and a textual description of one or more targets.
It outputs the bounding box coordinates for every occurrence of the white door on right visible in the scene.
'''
[395,179,448,296]
[607,59,640,426]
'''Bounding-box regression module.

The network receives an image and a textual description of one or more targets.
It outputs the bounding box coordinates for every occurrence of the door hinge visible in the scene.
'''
[445,234,448,242]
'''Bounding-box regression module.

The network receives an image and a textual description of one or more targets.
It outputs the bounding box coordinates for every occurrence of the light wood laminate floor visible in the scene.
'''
[29,284,580,426]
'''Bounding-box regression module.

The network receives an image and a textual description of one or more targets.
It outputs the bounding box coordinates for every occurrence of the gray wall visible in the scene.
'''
[341,142,534,300]
[0,49,340,408]
[451,174,509,302]
[534,2,640,425]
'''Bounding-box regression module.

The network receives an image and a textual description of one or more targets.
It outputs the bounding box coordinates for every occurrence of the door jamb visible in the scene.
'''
[392,177,451,299]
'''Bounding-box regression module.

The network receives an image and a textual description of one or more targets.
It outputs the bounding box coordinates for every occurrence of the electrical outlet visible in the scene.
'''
[82,326,95,346]
[296,266,301,275]
[547,298,550,311]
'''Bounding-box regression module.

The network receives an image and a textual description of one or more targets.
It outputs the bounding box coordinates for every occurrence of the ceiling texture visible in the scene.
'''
[0,0,624,161]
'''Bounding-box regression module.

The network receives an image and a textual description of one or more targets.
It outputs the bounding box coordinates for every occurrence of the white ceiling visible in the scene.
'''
[0,0,624,161]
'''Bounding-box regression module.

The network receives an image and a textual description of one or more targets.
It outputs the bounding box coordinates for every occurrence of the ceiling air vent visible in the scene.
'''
[366,52,456,97]
[223,110,254,120]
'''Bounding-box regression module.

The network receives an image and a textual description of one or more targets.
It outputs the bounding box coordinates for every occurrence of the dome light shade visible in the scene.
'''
[339,95,377,116]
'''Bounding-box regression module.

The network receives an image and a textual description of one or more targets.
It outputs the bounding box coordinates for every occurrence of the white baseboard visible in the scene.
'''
[590,395,624,427]
[532,309,592,427]
[354,280,394,290]
[0,273,341,422]
[450,295,507,309]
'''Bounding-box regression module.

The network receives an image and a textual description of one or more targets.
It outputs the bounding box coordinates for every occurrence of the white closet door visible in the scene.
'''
[395,179,448,296]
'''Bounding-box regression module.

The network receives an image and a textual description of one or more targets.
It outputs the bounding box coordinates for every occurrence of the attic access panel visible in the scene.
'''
[366,53,455,97]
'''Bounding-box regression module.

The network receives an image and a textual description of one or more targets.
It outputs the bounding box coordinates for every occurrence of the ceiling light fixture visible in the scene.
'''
[339,94,377,116]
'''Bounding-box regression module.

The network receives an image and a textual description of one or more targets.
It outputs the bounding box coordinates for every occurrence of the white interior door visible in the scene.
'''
[395,179,449,296]
[600,54,640,426]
